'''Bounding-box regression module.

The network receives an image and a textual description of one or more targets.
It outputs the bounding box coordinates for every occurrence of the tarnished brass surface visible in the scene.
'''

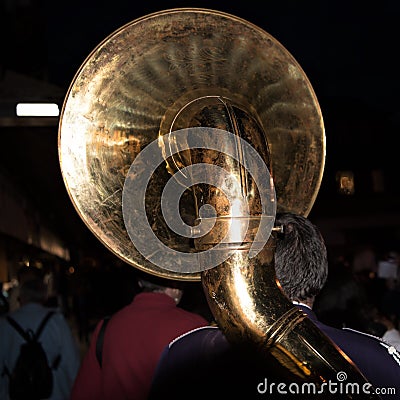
[162,95,275,253]
[58,8,325,280]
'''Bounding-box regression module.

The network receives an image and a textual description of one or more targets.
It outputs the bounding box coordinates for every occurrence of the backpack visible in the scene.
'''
[4,311,57,400]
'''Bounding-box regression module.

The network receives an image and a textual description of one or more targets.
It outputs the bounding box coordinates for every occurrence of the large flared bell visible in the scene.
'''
[58,8,325,280]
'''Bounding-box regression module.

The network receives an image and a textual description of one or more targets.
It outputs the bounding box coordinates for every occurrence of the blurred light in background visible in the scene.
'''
[16,103,59,117]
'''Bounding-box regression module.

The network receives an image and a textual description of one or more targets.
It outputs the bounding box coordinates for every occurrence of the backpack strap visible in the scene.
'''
[6,316,31,341]
[35,311,61,370]
[96,316,111,368]
[6,311,55,342]
[35,311,55,340]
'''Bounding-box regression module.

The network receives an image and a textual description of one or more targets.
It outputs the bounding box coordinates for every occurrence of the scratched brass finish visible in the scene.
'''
[58,8,324,280]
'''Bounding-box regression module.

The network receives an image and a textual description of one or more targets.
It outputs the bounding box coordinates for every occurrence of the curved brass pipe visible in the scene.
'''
[201,240,377,392]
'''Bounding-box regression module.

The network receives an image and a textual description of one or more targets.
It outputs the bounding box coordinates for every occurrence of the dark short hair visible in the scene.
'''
[18,278,48,304]
[274,213,328,301]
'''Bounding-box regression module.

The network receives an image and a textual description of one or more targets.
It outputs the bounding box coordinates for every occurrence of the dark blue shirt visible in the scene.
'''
[150,305,400,399]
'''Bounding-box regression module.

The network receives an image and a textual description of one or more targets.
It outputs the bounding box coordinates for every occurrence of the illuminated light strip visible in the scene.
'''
[16,103,59,117]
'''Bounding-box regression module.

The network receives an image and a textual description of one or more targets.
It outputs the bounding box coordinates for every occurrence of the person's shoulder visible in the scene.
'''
[342,325,394,344]
[165,325,233,358]
[45,306,63,315]
[165,304,210,327]
[168,325,221,349]
[175,306,209,321]
[40,307,66,323]
[342,326,400,366]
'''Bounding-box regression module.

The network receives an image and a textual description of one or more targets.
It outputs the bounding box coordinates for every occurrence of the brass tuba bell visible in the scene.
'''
[58,8,378,396]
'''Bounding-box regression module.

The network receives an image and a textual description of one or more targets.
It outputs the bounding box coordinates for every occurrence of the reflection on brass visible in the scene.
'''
[58,8,376,394]
[59,8,324,280]
[159,95,275,252]
[202,235,376,391]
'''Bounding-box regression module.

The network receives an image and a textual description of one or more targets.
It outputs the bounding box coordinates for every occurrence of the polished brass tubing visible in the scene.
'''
[200,233,378,396]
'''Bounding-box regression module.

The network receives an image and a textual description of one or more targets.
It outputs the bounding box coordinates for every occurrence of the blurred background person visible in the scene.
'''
[7,266,44,313]
[0,278,81,400]
[70,273,210,400]
[364,308,400,352]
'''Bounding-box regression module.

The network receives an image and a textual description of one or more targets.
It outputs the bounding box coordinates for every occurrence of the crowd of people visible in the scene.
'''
[314,247,400,350]
[0,213,399,399]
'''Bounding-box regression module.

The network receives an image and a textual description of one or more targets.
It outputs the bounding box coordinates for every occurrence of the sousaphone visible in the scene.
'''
[58,8,378,395]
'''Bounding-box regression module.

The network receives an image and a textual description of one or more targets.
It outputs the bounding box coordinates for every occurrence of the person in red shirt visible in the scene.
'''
[70,276,209,400]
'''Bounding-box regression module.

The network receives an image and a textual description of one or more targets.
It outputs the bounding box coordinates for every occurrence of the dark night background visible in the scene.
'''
[1,0,400,317]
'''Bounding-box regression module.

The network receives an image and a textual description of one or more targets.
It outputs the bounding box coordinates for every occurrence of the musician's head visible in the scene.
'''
[274,212,328,307]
